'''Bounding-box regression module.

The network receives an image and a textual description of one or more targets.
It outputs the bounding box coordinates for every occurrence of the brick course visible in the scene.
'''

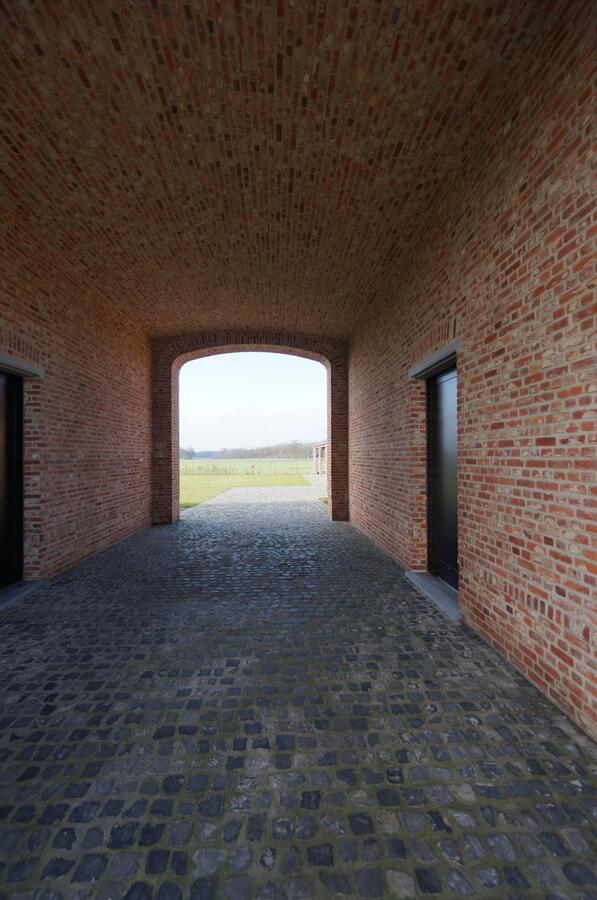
[0,233,151,578]
[0,0,594,739]
[348,10,595,737]
[1,1,576,341]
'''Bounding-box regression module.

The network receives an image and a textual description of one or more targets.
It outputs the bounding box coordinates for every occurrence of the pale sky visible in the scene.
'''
[179,352,327,450]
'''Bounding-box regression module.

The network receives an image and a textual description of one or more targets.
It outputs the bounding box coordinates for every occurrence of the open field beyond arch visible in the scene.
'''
[179,459,313,509]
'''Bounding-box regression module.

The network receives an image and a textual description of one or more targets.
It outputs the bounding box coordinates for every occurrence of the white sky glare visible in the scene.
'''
[179,352,327,450]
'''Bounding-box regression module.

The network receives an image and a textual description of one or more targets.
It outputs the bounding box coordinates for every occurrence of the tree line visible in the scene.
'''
[180,440,321,460]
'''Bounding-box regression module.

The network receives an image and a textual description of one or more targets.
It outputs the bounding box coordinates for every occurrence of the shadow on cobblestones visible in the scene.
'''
[0,503,595,898]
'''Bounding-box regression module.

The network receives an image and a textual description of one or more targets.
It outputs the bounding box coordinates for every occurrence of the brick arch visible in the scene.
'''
[151,330,349,523]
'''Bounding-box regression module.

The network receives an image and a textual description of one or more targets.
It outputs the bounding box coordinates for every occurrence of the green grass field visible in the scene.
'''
[179,457,310,508]
[180,457,311,476]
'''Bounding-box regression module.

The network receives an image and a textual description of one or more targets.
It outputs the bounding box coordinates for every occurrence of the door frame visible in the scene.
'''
[0,351,44,588]
[407,340,460,614]
[426,364,458,588]
[0,370,24,587]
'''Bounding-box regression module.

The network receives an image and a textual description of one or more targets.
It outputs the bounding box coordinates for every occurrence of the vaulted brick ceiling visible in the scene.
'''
[1,1,562,337]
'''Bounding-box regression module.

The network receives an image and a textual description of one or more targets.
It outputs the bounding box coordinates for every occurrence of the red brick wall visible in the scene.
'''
[151,330,349,523]
[349,16,595,736]
[1,230,151,578]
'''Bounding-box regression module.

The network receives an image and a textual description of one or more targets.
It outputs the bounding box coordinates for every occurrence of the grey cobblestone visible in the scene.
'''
[0,501,595,897]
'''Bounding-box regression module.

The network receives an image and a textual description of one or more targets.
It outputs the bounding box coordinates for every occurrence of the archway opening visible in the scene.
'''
[178,352,328,512]
[151,329,348,524]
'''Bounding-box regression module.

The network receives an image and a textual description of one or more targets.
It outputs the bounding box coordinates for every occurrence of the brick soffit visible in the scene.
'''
[1,1,585,338]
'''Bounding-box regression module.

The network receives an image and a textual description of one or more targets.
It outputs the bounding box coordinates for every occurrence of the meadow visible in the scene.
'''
[179,457,311,508]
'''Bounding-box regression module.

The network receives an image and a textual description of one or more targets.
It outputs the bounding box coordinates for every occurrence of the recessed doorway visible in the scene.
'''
[427,366,458,590]
[0,371,24,588]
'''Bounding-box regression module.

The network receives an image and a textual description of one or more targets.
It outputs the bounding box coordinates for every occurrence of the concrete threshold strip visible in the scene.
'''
[0,579,46,612]
[405,570,460,622]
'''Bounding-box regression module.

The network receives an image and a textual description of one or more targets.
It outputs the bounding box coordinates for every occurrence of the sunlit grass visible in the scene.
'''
[179,461,309,508]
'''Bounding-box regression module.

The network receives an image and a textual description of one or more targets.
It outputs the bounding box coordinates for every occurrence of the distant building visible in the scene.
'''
[312,442,327,476]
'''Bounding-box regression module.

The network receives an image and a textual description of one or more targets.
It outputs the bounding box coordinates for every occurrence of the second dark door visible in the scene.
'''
[427,367,458,589]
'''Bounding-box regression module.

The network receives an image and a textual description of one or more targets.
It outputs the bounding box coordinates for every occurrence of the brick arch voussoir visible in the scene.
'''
[156,329,345,372]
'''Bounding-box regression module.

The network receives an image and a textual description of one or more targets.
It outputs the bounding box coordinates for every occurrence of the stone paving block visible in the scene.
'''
[0,501,595,897]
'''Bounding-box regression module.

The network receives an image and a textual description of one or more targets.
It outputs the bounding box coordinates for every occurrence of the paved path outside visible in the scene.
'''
[0,502,595,899]
[202,476,327,506]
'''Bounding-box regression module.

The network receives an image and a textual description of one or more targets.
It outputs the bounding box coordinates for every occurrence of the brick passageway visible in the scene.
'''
[0,503,595,899]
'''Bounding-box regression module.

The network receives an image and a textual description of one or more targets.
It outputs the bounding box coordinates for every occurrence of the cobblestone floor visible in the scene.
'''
[0,502,595,899]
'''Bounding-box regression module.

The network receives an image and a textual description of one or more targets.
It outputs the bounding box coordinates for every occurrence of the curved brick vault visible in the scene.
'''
[1,1,594,736]
[0,0,585,340]
[152,330,349,524]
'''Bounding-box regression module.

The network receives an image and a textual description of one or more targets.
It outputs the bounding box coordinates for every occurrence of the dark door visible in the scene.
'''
[427,367,458,589]
[0,372,24,588]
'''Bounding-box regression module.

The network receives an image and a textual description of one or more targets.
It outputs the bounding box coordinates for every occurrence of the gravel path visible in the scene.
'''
[202,474,327,505]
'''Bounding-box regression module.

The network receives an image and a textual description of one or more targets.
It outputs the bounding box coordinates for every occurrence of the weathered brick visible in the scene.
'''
[0,0,593,740]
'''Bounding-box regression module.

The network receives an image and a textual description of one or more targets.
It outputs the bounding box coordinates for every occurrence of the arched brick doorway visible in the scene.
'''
[151,330,349,524]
